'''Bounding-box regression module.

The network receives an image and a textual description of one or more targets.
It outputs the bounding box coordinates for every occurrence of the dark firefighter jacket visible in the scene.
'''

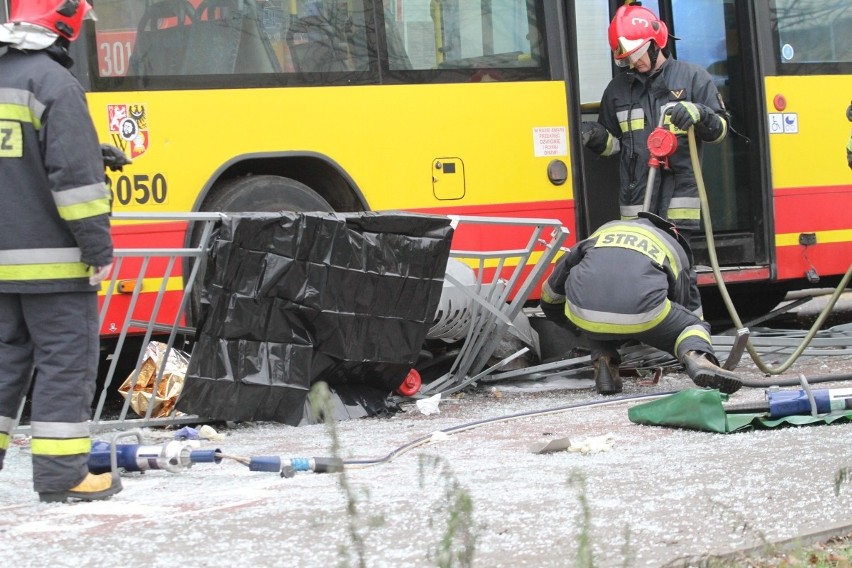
[541,218,693,335]
[593,58,728,231]
[0,48,112,294]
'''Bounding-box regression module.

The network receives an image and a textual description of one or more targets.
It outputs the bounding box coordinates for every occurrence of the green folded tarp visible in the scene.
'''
[628,388,852,433]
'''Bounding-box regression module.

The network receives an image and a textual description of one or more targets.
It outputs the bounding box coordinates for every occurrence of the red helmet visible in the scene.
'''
[608,4,668,67]
[8,0,94,41]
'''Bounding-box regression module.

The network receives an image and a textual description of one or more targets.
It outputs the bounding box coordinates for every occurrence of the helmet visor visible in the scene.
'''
[613,38,650,68]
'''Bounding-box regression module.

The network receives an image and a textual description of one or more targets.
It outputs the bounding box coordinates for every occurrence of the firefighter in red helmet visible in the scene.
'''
[0,0,122,502]
[581,2,730,326]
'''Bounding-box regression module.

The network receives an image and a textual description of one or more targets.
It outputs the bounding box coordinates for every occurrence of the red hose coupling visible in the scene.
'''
[647,126,678,167]
[396,369,422,396]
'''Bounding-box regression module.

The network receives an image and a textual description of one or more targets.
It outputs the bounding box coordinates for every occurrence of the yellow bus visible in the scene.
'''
[4,0,851,329]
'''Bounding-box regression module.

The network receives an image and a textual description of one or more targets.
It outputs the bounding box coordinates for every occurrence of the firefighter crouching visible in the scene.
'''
[0,0,121,502]
[540,212,742,396]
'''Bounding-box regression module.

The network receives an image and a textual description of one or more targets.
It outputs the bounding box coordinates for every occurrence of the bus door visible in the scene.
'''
[571,1,771,281]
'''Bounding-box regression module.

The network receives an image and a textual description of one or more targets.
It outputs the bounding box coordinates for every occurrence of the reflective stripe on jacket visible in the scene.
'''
[0,49,112,293]
[542,218,693,335]
[596,58,728,232]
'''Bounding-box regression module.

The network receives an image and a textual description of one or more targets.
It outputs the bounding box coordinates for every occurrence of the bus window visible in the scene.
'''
[573,0,612,106]
[672,0,750,235]
[772,0,852,66]
[384,0,542,72]
[285,1,370,73]
[92,0,372,83]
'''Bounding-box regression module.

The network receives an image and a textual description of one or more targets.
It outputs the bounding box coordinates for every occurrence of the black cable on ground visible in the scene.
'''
[740,372,852,388]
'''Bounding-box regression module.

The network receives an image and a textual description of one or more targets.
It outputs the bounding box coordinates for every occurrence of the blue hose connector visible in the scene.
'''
[249,456,282,472]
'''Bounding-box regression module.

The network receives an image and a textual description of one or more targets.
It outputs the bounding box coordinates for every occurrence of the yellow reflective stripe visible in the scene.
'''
[0,432,9,451]
[31,437,91,457]
[540,281,564,304]
[674,325,712,354]
[775,228,852,247]
[0,120,23,158]
[0,262,90,280]
[57,197,112,222]
[567,299,671,334]
[0,103,41,129]
[452,249,552,270]
[591,225,679,272]
[711,117,728,143]
[619,118,645,133]
[97,275,183,295]
[601,133,620,157]
[667,208,701,220]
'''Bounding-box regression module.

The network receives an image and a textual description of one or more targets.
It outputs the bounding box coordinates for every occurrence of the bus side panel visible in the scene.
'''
[764,76,852,283]
[87,80,574,305]
[99,221,189,336]
[774,186,852,282]
[86,81,572,214]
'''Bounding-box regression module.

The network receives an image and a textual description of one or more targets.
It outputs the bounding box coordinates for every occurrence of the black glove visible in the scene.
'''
[846,101,852,122]
[581,121,609,154]
[101,144,132,171]
[669,101,713,131]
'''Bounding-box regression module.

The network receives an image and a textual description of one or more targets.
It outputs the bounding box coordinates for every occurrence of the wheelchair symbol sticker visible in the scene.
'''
[768,113,798,134]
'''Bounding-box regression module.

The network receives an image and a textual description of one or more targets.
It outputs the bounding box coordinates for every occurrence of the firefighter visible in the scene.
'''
[540,213,741,396]
[0,0,121,502]
[581,2,729,318]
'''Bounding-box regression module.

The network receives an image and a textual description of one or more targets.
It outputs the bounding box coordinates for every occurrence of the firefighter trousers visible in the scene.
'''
[0,292,99,493]
[582,300,714,365]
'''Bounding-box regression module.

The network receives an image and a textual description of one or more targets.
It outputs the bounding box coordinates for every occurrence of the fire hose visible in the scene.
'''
[685,127,852,376]
[642,113,852,378]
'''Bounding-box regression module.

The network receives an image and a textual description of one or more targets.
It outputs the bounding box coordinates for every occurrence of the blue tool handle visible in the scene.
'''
[249,456,282,472]
[88,442,147,473]
[767,389,831,418]
[190,449,222,464]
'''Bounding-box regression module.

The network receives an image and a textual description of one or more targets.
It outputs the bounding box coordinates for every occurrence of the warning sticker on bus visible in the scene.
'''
[533,126,567,157]
[108,104,149,159]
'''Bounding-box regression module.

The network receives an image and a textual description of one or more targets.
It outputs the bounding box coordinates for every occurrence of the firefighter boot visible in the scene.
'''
[593,355,622,395]
[39,472,123,503]
[682,351,742,394]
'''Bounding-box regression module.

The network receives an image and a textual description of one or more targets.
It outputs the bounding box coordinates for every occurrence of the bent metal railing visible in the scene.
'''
[11,212,568,433]
[13,212,223,435]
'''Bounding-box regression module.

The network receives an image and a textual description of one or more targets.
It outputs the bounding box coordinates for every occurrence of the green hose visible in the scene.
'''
[687,128,852,375]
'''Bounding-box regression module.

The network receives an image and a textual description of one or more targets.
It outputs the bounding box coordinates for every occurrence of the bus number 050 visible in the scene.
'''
[111,173,168,205]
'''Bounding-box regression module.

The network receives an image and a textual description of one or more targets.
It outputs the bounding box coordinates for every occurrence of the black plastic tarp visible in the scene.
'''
[177,211,454,424]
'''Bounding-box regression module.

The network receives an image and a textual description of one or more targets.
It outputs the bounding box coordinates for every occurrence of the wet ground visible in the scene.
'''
[1,290,851,567]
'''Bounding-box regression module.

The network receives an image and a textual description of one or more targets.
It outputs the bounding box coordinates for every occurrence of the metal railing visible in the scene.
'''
[13,212,223,435]
[12,212,569,432]
[418,215,569,396]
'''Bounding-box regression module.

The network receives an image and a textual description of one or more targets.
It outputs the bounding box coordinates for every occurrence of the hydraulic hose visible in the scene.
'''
[340,390,674,470]
[688,128,852,375]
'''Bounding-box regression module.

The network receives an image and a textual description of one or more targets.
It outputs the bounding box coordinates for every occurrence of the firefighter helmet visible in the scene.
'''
[8,0,94,42]
[637,211,693,261]
[608,4,668,67]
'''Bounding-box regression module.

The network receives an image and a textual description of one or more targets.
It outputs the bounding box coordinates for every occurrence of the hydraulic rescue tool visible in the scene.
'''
[725,376,852,419]
[88,430,221,474]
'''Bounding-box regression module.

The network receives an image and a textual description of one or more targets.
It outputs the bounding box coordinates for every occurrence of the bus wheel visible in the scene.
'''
[203,174,333,213]
[188,175,334,328]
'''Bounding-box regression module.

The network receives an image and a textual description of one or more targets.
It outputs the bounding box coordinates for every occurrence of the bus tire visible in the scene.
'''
[189,175,334,328]
[203,174,334,213]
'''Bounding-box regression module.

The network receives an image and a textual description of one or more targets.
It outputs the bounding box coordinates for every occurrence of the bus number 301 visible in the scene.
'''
[111,173,168,206]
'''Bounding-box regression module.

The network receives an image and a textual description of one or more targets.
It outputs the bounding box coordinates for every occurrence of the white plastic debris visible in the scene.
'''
[568,433,616,455]
[198,425,226,442]
[416,393,442,415]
